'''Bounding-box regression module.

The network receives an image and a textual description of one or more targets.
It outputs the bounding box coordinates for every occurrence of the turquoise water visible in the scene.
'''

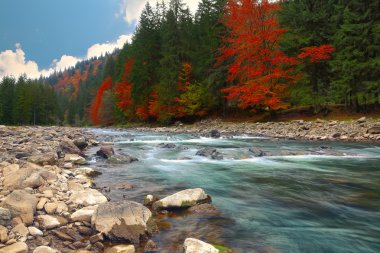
[90,129,380,253]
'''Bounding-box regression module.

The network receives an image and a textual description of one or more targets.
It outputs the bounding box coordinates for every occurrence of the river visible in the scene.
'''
[88,129,380,253]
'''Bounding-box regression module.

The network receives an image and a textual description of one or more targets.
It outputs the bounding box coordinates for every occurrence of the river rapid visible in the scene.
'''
[88,129,380,253]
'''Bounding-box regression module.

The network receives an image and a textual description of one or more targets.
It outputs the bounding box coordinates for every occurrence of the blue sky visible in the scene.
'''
[0,0,200,78]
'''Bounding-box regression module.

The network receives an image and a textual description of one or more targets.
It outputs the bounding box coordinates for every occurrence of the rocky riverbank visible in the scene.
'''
[134,117,380,142]
[0,126,226,253]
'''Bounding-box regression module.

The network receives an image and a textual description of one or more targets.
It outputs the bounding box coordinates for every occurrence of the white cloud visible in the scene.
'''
[0,44,41,79]
[120,0,200,24]
[87,34,132,59]
[0,34,132,79]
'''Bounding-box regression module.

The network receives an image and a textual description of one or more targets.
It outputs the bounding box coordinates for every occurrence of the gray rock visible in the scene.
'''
[60,139,83,155]
[0,208,11,226]
[92,201,155,244]
[248,147,265,157]
[108,154,138,164]
[210,130,221,138]
[196,148,223,160]
[74,137,88,150]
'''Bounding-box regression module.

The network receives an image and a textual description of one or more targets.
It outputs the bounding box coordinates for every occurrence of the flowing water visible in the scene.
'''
[88,129,380,253]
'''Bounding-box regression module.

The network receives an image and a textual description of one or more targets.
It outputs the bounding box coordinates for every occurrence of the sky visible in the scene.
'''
[0,0,200,79]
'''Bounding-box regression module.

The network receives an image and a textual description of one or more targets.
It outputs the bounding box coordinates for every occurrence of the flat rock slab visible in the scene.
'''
[69,189,108,206]
[36,215,68,230]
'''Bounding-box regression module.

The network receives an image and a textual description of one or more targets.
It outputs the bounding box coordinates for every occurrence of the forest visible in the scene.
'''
[0,0,379,125]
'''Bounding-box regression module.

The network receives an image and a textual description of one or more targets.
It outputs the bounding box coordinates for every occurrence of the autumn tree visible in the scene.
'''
[115,59,135,117]
[219,0,299,112]
[89,77,113,125]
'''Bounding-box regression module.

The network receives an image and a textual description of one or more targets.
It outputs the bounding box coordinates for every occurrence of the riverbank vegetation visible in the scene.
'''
[0,0,379,126]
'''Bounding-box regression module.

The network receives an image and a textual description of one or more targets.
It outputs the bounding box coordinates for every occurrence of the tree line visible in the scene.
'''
[0,0,379,126]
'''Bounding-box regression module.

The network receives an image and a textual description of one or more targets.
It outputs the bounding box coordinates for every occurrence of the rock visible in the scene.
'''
[28,226,43,236]
[104,245,135,253]
[74,137,88,150]
[69,189,107,206]
[92,201,155,244]
[56,202,68,214]
[78,226,93,236]
[28,152,58,166]
[108,154,138,164]
[115,182,134,190]
[367,126,380,134]
[60,139,83,155]
[75,167,101,177]
[332,132,341,138]
[37,198,49,210]
[36,215,68,230]
[15,152,31,159]
[195,148,223,160]
[248,147,265,157]
[143,195,155,206]
[2,164,19,176]
[12,223,29,237]
[0,208,11,226]
[157,143,176,149]
[183,238,219,253]
[33,246,60,253]
[0,225,8,243]
[52,230,74,242]
[0,241,28,253]
[188,203,219,215]
[153,188,211,210]
[44,202,58,214]
[71,206,98,222]
[357,117,366,123]
[64,154,87,165]
[144,239,159,252]
[89,233,104,243]
[96,146,115,159]
[1,190,38,225]
[210,130,221,138]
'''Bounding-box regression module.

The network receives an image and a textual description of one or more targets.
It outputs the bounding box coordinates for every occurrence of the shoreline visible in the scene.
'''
[128,117,380,143]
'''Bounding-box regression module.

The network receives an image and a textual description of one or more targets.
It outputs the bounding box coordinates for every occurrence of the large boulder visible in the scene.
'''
[1,190,38,224]
[183,238,219,253]
[196,148,223,160]
[0,242,28,253]
[28,152,58,165]
[152,188,211,210]
[92,201,155,244]
[60,139,82,155]
[210,130,221,138]
[3,165,53,190]
[96,146,115,159]
[69,189,108,206]
[74,137,88,150]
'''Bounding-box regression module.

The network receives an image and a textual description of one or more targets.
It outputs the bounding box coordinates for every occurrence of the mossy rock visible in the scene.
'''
[213,244,232,253]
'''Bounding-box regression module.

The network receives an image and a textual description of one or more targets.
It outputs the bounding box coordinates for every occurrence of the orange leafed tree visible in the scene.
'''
[298,44,335,63]
[115,59,135,116]
[89,77,113,125]
[219,0,300,110]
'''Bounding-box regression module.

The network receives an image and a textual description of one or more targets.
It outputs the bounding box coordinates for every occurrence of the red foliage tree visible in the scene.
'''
[114,59,135,116]
[219,0,299,110]
[298,44,335,63]
[89,77,113,125]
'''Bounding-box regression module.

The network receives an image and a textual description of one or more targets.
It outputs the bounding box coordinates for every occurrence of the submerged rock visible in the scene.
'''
[248,147,265,157]
[183,238,219,253]
[210,130,221,138]
[196,148,223,160]
[153,188,211,210]
[108,154,138,164]
[96,146,115,159]
[92,201,155,244]
[188,203,219,215]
